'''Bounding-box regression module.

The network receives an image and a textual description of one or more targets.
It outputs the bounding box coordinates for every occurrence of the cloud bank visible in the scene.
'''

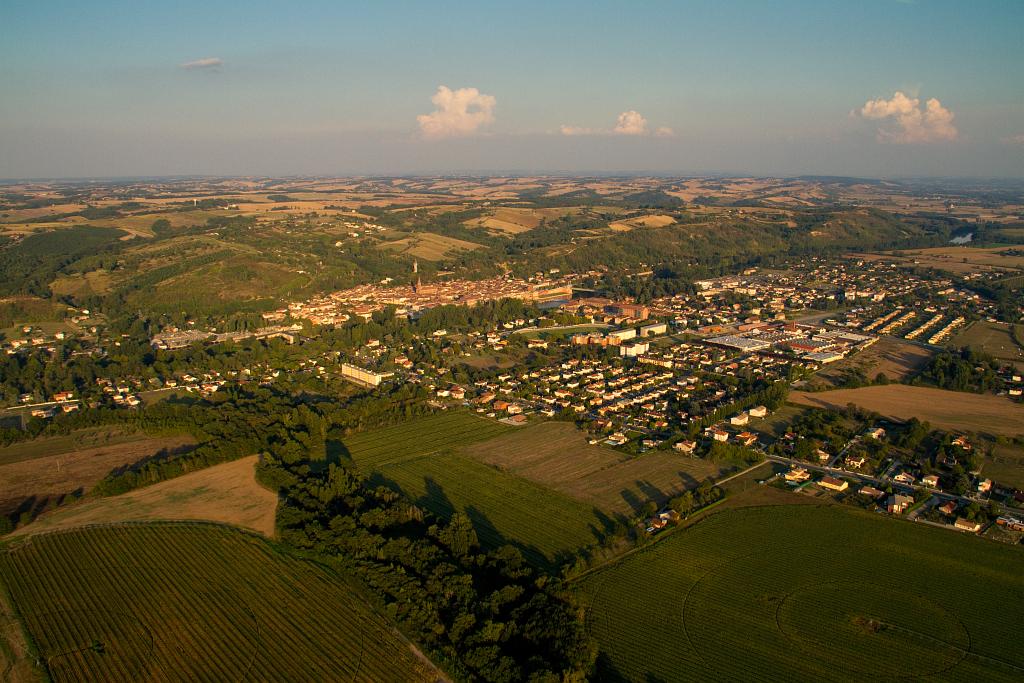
[417,86,496,139]
[859,91,957,143]
[179,57,223,70]
[561,110,673,138]
[613,110,648,135]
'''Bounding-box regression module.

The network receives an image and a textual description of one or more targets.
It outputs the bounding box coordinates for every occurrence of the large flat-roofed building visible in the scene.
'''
[607,328,638,343]
[340,363,393,387]
[707,335,771,352]
[639,322,668,337]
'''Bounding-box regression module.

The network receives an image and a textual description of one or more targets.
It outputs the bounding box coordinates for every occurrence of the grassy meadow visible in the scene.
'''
[578,504,1024,682]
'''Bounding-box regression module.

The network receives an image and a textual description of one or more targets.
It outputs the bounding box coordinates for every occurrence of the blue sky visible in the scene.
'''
[1,0,1022,177]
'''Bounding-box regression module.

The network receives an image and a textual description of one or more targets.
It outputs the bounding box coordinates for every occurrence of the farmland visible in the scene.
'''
[462,422,723,515]
[856,246,1024,274]
[982,443,1024,489]
[813,335,933,386]
[0,524,438,682]
[790,385,1024,437]
[578,505,1024,682]
[13,455,278,538]
[0,429,196,520]
[954,320,1024,371]
[378,232,483,261]
[342,413,611,567]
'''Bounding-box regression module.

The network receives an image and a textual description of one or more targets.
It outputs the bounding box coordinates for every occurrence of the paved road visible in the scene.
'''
[764,453,991,510]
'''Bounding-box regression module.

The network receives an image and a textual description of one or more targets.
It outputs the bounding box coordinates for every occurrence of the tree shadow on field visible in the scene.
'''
[366,472,410,501]
[619,488,645,515]
[593,651,634,682]
[104,443,195,479]
[675,471,700,490]
[326,439,353,466]
[463,503,549,570]
[635,480,668,507]
[419,476,457,520]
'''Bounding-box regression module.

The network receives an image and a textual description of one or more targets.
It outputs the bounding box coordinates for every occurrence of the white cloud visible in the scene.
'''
[180,57,223,70]
[613,110,648,136]
[560,110,673,138]
[559,124,596,136]
[416,86,496,139]
[859,91,957,143]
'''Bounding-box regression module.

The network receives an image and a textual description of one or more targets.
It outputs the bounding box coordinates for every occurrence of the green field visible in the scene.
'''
[0,523,437,682]
[578,505,1024,682]
[343,412,612,567]
[954,320,1024,370]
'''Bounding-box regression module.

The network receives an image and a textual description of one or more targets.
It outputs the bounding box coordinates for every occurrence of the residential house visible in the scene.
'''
[673,440,697,454]
[893,471,916,486]
[886,494,914,514]
[921,474,940,489]
[785,467,811,483]
[954,517,981,533]
[748,405,768,418]
[818,476,849,492]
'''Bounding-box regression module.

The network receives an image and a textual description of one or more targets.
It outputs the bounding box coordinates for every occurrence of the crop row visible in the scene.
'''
[0,524,434,682]
[578,505,1024,682]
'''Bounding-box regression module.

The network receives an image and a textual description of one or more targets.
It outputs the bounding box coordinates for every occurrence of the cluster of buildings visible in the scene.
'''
[286,273,575,325]
[149,324,302,350]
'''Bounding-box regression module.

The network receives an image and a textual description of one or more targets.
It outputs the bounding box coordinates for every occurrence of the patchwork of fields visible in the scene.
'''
[0,429,196,519]
[954,320,1024,370]
[791,385,1024,437]
[0,524,438,682]
[578,505,1024,682]
[342,413,615,567]
[13,455,278,538]
[462,422,723,515]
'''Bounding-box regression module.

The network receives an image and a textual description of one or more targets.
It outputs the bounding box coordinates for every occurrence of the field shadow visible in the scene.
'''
[325,439,353,466]
[6,487,86,528]
[105,443,196,479]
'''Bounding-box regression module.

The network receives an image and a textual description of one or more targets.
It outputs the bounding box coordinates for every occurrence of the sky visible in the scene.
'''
[1,0,1023,179]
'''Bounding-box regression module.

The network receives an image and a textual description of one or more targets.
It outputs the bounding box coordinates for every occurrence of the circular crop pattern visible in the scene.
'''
[680,546,971,681]
[775,581,970,679]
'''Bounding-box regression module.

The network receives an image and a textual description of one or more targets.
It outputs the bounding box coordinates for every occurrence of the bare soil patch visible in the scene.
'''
[791,385,1024,437]
[0,432,196,518]
[12,455,277,538]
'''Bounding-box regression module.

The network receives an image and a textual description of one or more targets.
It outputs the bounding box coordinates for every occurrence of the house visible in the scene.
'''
[736,432,758,447]
[673,440,698,454]
[952,435,972,451]
[785,467,811,483]
[996,516,1024,532]
[748,405,768,418]
[866,427,886,440]
[886,494,914,514]
[819,476,849,492]
[954,517,981,533]
[845,454,866,469]
[977,478,992,494]
[938,500,958,516]
[605,432,628,446]
[53,391,74,402]
[492,400,510,411]
[921,474,940,489]
[708,428,729,442]
[729,412,750,426]
[859,486,885,499]
[816,448,831,463]
[893,471,916,486]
